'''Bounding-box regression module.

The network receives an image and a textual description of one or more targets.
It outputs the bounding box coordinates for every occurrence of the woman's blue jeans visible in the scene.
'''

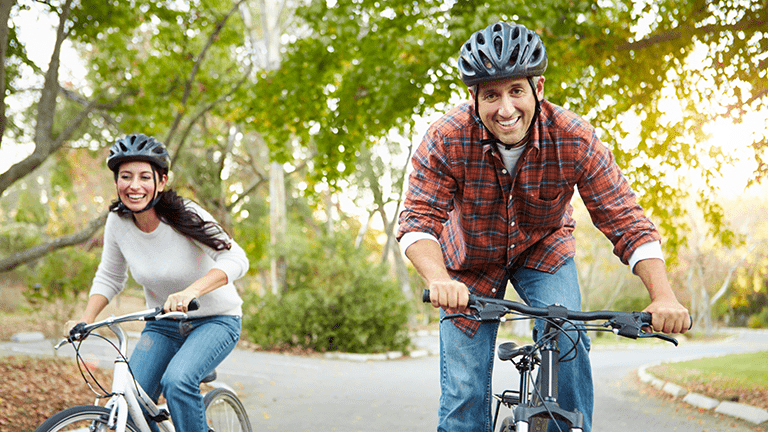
[438,258,593,432]
[128,315,241,432]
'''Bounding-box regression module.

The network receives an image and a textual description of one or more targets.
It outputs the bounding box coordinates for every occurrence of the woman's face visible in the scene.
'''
[115,161,167,212]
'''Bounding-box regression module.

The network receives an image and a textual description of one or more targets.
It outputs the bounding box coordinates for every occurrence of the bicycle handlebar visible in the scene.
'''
[422,289,680,346]
[61,298,201,347]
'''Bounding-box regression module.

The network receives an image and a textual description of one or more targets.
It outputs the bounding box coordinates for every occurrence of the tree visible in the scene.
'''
[1,0,266,273]
[4,0,767,289]
[249,0,767,258]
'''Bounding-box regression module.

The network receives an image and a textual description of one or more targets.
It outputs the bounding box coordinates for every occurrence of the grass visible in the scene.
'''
[646,350,768,411]
[648,350,768,389]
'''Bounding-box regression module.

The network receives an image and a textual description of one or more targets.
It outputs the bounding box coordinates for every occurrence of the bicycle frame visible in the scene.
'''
[509,318,584,432]
[100,320,176,432]
[58,308,187,432]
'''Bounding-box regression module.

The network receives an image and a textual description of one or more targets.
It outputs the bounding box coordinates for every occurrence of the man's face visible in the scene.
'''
[471,76,544,146]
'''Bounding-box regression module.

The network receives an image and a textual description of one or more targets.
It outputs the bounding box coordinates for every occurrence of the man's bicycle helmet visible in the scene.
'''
[107,133,171,173]
[458,22,548,87]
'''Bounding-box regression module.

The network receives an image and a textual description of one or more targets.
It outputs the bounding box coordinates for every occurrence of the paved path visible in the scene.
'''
[3,328,767,431]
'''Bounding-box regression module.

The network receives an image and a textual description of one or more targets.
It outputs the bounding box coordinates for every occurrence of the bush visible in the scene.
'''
[241,230,411,354]
[747,307,768,329]
[242,282,411,353]
[24,246,100,304]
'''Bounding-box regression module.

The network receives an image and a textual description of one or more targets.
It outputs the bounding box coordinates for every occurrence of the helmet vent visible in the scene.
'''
[493,36,503,57]
[512,27,520,39]
[476,33,485,45]
[479,51,493,69]
[509,45,519,66]
[532,47,541,61]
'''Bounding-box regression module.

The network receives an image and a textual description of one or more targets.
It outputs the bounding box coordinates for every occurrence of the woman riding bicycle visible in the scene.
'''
[65,133,249,432]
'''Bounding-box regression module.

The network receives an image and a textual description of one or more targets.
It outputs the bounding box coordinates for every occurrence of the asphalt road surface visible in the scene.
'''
[212,328,767,431]
[3,328,766,431]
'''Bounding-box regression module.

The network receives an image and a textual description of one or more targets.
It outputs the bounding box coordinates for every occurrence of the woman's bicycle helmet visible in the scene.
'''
[107,133,171,173]
[107,133,170,215]
[458,22,548,87]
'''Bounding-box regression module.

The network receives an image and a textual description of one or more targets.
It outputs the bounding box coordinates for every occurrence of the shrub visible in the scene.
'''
[242,281,411,353]
[747,307,768,329]
[241,230,411,354]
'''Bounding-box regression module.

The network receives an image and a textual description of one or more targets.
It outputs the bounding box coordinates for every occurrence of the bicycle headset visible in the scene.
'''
[458,22,548,149]
[107,133,171,215]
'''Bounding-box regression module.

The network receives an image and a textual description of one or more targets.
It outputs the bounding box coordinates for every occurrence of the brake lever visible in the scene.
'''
[638,331,679,346]
[440,312,480,322]
[440,302,485,323]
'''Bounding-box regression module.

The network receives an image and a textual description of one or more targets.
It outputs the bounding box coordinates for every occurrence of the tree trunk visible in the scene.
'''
[269,161,286,295]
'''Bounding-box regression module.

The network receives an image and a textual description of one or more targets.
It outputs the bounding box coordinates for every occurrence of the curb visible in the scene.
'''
[638,361,768,426]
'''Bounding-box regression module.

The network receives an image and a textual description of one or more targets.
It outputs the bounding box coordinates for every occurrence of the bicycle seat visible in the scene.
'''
[201,370,217,384]
[498,341,534,361]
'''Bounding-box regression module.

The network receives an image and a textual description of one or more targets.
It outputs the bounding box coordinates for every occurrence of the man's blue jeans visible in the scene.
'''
[128,315,241,432]
[438,258,593,432]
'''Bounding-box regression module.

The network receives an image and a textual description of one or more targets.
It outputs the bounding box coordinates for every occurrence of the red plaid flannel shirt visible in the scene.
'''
[397,100,661,336]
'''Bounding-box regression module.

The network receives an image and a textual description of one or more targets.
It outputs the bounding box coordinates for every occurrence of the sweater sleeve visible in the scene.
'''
[185,201,249,283]
[89,212,129,301]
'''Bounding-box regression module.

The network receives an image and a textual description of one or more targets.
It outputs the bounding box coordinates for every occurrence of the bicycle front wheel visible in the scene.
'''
[34,405,140,432]
[204,387,253,432]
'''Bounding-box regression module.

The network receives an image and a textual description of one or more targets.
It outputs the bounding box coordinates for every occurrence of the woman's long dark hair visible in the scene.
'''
[109,189,232,251]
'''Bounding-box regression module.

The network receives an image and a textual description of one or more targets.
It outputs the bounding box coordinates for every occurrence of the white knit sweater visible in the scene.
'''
[89,200,249,317]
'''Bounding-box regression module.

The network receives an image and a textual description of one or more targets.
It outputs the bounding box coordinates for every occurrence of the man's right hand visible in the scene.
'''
[427,280,470,314]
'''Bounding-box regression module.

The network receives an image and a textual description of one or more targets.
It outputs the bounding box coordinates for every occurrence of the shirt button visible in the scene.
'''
[492,288,497,293]
[501,169,508,174]
[510,221,515,227]
[510,244,515,249]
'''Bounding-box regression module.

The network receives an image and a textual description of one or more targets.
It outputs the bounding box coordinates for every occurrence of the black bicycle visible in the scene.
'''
[422,289,682,432]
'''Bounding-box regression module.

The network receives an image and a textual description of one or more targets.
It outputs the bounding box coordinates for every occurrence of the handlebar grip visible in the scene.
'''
[638,312,694,330]
[421,289,477,306]
[188,298,200,311]
[638,312,652,326]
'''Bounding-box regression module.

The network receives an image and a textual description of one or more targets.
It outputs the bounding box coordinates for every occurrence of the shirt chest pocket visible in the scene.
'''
[514,190,570,229]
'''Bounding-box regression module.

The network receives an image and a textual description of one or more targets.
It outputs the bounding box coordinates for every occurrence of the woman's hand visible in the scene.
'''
[63,320,86,338]
[164,289,198,313]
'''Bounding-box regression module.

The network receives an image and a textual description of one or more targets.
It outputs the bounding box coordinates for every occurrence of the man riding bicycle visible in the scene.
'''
[397,21,690,432]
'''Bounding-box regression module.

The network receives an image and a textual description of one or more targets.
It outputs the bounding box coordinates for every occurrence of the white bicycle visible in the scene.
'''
[33,299,252,432]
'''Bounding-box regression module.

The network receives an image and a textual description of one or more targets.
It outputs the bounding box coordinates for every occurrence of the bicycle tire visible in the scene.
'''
[33,405,140,432]
[204,387,253,432]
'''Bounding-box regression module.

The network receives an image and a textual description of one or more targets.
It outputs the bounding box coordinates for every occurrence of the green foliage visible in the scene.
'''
[747,307,768,329]
[611,295,649,313]
[232,198,270,273]
[0,222,43,254]
[24,246,101,305]
[727,261,768,327]
[14,189,48,226]
[241,231,411,353]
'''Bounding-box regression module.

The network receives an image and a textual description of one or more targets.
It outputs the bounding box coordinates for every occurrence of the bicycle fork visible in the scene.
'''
[514,323,584,432]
